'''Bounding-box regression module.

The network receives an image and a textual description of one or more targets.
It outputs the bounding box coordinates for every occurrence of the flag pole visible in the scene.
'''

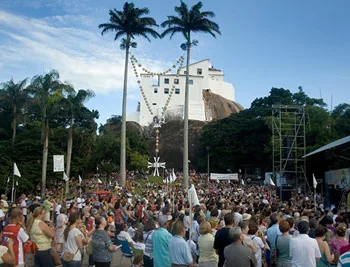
[314,186,317,211]
[11,174,14,203]
[189,189,192,241]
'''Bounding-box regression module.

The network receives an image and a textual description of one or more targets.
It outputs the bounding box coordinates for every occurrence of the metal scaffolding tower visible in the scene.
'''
[272,105,306,189]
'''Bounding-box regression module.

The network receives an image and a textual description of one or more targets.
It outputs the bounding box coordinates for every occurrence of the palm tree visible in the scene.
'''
[0,78,28,144]
[161,1,221,189]
[64,88,95,194]
[99,2,160,187]
[28,70,69,198]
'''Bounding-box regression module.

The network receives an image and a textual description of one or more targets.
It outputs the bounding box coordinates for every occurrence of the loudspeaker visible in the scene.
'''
[276,186,293,201]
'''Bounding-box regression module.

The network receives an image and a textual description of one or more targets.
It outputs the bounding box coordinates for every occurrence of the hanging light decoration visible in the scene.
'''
[129,53,185,119]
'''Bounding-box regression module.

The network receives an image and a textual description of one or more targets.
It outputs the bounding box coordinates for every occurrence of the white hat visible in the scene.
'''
[242,213,252,221]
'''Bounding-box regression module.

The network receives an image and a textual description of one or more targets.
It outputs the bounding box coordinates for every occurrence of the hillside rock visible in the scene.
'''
[203,89,244,121]
[148,120,206,170]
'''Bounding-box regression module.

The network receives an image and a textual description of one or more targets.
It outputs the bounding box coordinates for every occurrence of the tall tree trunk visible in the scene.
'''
[183,43,191,189]
[41,120,49,198]
[120,38,130,187]
[65,118,73,195]
[12,104,17,144]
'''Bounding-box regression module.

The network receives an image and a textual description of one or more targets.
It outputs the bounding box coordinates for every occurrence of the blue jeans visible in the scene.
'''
[62,260,81,267]
[35,249,54,267]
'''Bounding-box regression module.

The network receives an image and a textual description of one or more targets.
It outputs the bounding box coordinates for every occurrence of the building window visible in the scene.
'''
[175,88,180,94]
[152,103,157,105]
[164,88,169,94]
[197,68,202,75]
[154,88,158,93]
[189,80,193,85]
[164,78,169,84]
[174,78,179,84]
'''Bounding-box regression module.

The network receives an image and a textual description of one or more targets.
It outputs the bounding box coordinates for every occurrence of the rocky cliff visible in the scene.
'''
[203,89,244,121]
[147,91,244,169]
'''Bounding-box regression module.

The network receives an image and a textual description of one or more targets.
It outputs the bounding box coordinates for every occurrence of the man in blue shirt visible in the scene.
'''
[168,220,193,266]
[266,212,281,248]
[153,215,173,267]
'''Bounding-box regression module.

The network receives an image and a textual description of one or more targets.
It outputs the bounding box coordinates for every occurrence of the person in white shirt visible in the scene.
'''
[62,213,84,266]
[117,224,135,249]
[19,195,27,224]
[76,195,83,213]
[55,207,68,254]
[290,220,321,267]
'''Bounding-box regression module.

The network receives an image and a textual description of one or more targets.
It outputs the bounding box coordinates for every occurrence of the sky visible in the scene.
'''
[0,0,349,126]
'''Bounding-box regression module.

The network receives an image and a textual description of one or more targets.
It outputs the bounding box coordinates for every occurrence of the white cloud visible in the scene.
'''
[0,9,171,95]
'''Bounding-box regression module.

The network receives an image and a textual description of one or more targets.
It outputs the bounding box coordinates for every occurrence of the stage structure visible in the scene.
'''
[272,105,307,191]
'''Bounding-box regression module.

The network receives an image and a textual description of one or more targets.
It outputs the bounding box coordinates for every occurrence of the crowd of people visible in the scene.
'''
[0,172,349,267]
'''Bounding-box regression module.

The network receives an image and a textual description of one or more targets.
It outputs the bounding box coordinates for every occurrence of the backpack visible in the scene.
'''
[270,236,279,267]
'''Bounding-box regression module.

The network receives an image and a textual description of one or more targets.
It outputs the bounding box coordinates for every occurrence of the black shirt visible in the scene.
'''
[214,227,232,267]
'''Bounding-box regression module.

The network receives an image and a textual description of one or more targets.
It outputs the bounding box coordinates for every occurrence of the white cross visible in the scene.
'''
[148,157,166,176]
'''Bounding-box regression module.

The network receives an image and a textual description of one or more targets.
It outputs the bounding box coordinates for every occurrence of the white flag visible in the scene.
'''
[78,175,82,184]
[16,180,18,186]
[63,172,69,181]
[188,184,200,206]
[269,177,275,186]
[313,174,317,189]
[172,169,176,181]
[7,177,10,183]
[14,163,21,177]
[97,178,102,184]
[109,181,112,186]
[241,179,245,186]
[169,173,173,183]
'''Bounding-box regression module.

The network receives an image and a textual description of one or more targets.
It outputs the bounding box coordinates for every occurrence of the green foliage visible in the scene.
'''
[99,2,160,50]
[129,151,148,170]
[199,87,349,174]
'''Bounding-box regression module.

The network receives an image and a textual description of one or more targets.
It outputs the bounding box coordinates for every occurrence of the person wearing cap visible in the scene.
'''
[152,215,172,267]
[168,220,193,267]
[242,213,251,222]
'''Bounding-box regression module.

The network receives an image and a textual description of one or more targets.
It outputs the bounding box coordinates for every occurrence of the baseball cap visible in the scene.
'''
[158,215,172,225]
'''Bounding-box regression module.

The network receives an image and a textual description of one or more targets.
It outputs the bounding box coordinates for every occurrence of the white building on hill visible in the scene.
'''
[127,59,235,126]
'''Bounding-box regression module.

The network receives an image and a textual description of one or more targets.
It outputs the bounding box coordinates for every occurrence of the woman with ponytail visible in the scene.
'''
[28,206,55,267]
[61,212,84,267]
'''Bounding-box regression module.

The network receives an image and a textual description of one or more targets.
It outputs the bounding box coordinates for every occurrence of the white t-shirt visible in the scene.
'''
[55,204,62,215]
[77,197,82,209]
[63,228,83,261]
[20,199,27,216]
[134,242,145,252]
[234,212,242,223]
[118,231,134,244]
[249,235,264,267]
[56,214,68,228]
[290,234,321,267]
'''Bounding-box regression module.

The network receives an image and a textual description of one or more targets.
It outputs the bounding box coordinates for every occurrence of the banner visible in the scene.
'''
[210,173,239,181]
[325,168,350,189]
[53,155,64,172]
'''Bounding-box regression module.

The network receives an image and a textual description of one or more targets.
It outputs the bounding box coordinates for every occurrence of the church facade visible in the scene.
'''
[127,59,235,126]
